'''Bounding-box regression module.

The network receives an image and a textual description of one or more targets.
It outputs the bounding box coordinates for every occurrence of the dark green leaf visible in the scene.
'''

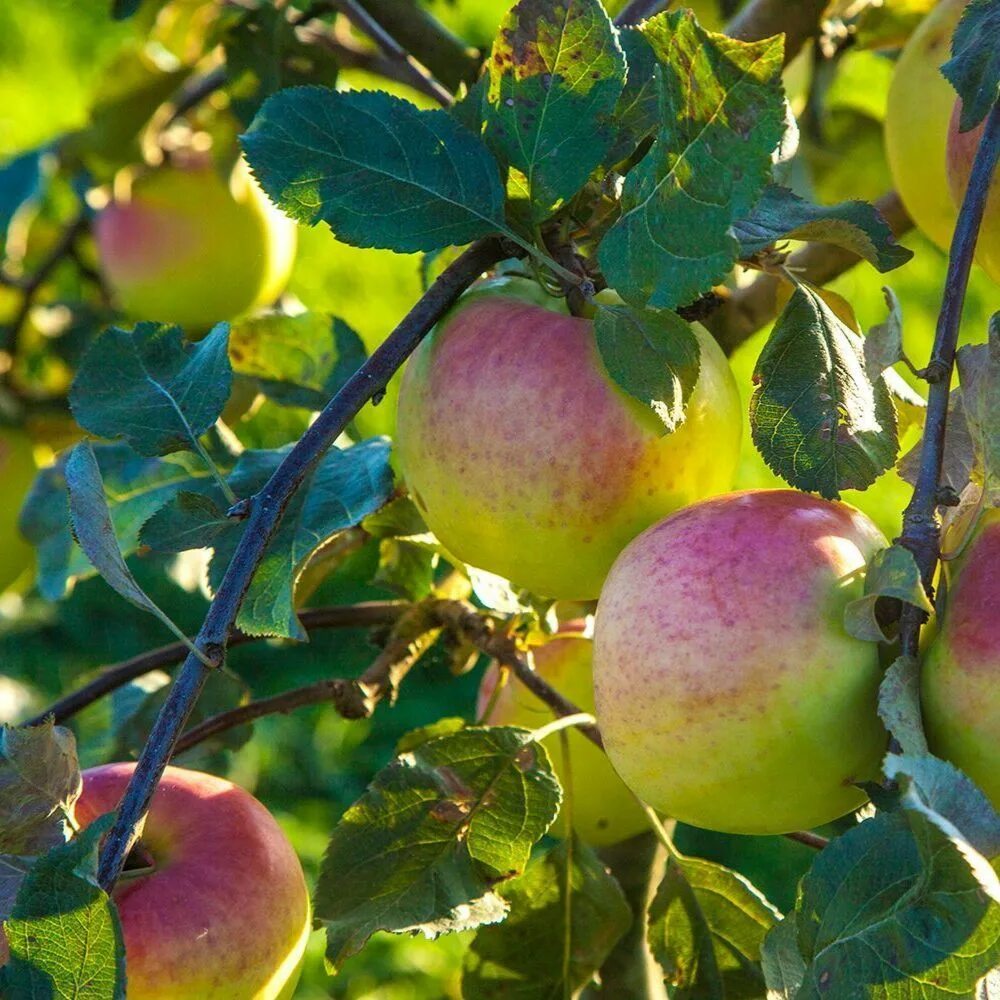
[593,303,700,434]
[0,855,32,926]
[228,312,367,411]
[878,655,928,757]
[112,0,143,19]
[463,834,632,999]
[0,148,46,244]
[648,855,778,998]
[598,11,785,309]
[450,76,488,136]
[19,444,215,601]
[0,722,81,856]
[374,539,438,600]
[314,725,562,972]
[224,4,340,124]
[603,28,660,169]
[761,916,805,999]
[956,339,1000,504]
[209,438,394,638]
[70,322,232,457]
[3,815,126,1000]
[140,489,232,554]
[943,0,1000,132]
[844,544,933,642]
[483,0,626,223]
[241,87,508,252]
[750,285,898,498]
[733,184,912,272]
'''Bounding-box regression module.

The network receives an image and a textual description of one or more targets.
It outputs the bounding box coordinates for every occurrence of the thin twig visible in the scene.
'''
[96,237,508,891]
[163,66,228,128]
[614,0,671,27]
[26,601,407,727]
[897,101,1000,656]
[785,829,830,851]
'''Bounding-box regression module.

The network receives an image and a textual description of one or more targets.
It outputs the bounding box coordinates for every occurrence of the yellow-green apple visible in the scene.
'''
[885,0,968,250]
[477,626,648,846]
[72,763,311,999]
[947,100,1000,284]
[396,281,742,599]
[593,490,889,835]
[0,427,37,593]
[95,158,297,331]
[922,509,1000,805]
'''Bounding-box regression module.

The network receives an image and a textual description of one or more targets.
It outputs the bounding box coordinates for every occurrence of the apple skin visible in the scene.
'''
[593,490,889,835]
[947,100,1000,284]
[73,763,311,1000]
[396,287,741,599]
[885,0,968,251]
[922,510,1000,806]
[477,628,648,846]
[95,159,297,331]
[0,428,37,593]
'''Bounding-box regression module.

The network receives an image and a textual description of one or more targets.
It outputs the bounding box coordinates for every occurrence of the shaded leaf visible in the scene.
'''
[598,11,785,309]
[761,916,805,999]
[3,815,126,999]
[0,855,32,925]
[750,285,898,498]
[463,834,632,999]
[593,303,701,434]
[483,0,626,223]
[844,544,933,642]
[241,87,508,253]
[70,322,232,458]
[112,0,143,19]
[648,854,779,998]
[957,338,1000,504]
[228,312,367,411]
[140,489,232,554]
[0,722,81,856]
[603,28,660,169]
[878,655,928,757]
[898,389,975,496]
[943,0,1000,132]
[863,287,906,378]
[733,184,912,272]
[314,725,561,973]
[0,148,47,244]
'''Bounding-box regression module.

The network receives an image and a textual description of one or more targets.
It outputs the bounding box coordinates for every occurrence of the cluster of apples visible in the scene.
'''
[397,275,1000,844]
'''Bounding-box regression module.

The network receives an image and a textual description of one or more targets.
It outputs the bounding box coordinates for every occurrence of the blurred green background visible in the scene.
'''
[1,0,997,996]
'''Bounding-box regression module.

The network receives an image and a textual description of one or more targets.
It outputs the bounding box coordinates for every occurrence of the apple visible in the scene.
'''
[95,158,297,331]
[593,490,889,835]
[396,281,742,599]
[885,0,968,251]
[477,625,648,846]
[71,763,311,999]
[0,427,37,593]
[947,100,1000,284]
[922,509,1000,806]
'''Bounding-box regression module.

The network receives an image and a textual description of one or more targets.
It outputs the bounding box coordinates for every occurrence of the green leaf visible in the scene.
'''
[1,855,33,926]
[0,721,81,856]
[733,184,912,272]
[139,489,232,554]
[0,148,46,244]
[878,655,928,757]
[788,810,1000,997]
[224,4,340,125]
[593,303,701,434]
[863,287,906,378]
[313,725,562,973]
[3,815,126,1000]
[942,0,1000,132]
[19,444,215,601]
[603,28,660,169]
[648,855,779,998]
[761,916,805,999]
[64,442,197,649]
[450,76,488,136]
[240,86,508,253]
[209,438,394,638]
[750,285,898,499]
[956,338,1000,504]
[396,718,467,755]
[483,0,626,223]
[598,11,785,309]
[228,312,367,411]
[463,834,632,999]
[70,322,232,458]
[111,0,143,19]
[843,544,933,642]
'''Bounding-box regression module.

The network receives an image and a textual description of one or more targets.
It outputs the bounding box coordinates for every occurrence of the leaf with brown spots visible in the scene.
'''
[484,0,626,224]
[314,725,561,972]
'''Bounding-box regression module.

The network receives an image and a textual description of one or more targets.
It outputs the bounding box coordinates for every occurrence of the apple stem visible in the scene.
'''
[95,237,509,892]
[897,98,1000,660]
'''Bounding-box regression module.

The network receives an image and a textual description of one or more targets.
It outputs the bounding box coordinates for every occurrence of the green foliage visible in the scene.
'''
[843,544,933,643]
[878,654,927,756]
[943,0,1000,131]
[0,148,46,244]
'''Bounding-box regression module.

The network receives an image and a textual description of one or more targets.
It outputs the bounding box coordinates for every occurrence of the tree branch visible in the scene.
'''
[726,0,827,62]
[898,101,1000,656]
[96,236,509,891]
[26,601,406,727]
[614,0,672,28]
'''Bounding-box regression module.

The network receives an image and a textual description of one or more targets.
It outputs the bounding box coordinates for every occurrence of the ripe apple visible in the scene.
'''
[396,281,742,599]
[95,158,297,331]
[0,427,37,593]
[593,490,889,835]
[947,100,1000,284]
[71,763,311,999]
[922,509,1000,806]
[885,0,968,251]
[477,626,648,846]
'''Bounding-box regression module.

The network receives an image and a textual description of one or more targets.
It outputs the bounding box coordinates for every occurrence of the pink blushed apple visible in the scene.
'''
[593,490,889,835]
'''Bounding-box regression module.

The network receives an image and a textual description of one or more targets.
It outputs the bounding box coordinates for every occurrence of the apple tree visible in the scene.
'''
[1,0,1000,996]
